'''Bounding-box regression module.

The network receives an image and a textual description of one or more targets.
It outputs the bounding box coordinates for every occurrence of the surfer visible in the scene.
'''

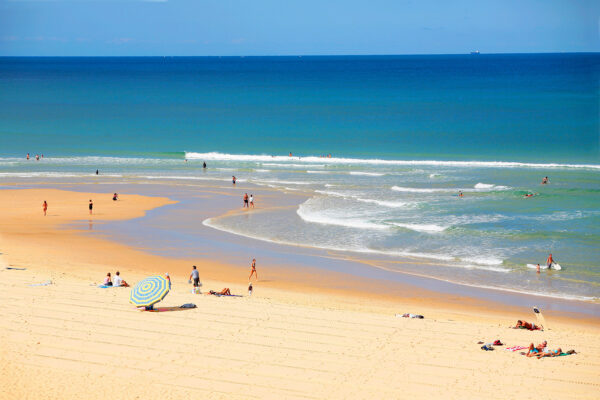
[546,253,554,269]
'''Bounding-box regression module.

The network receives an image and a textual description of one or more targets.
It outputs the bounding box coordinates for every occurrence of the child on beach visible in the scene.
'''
[249,194,254,208]
[89,199,93,215]
[113,193,118,201]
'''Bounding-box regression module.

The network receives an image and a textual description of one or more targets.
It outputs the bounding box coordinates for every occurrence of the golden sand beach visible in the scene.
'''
[1,188,599,399]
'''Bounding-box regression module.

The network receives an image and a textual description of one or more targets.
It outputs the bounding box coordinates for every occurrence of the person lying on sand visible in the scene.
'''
[526,341,548,357]
[536,348,563,359]
[208,288,231,296]
[515,320,542,330]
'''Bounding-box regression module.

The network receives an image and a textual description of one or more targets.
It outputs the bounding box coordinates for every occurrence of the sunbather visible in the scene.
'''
[526,341,547,357]
[537,348,576,358]
[515,320,542,330]
[209,288,231,296]
[536,348,562,359]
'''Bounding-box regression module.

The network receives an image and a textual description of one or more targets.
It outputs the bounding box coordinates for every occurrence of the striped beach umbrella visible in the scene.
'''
[129,275,170,307]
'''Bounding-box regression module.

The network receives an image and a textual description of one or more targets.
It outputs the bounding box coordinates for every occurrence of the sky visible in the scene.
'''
[0,0,598,56]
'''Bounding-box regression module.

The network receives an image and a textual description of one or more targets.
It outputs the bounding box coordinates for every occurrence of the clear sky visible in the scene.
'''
[0,0,598,56]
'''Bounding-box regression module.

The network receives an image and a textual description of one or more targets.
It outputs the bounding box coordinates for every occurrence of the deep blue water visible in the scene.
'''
[0,54,598,162]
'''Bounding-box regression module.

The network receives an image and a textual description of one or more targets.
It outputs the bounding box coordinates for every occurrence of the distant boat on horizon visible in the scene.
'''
[470,50,480,55]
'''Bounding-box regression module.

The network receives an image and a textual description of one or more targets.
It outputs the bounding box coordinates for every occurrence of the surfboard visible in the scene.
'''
[551,262,562,271]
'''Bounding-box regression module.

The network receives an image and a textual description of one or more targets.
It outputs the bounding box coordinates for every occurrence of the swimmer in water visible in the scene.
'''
[458,191,463,197]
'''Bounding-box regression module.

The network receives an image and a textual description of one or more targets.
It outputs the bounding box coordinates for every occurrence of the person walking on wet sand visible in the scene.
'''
[243,193,249,208]
[43,200,48,216]
[89,199,93,215]
[232,176,236,185]
[249,258,257,281]
[249,194,254,208]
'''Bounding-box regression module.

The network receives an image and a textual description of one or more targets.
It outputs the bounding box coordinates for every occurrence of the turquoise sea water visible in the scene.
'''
[0,55,598,302]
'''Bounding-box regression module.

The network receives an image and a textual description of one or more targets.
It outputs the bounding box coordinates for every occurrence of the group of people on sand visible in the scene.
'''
[103,271,128,287]
[186,258,257,297]
[26,153,43,161]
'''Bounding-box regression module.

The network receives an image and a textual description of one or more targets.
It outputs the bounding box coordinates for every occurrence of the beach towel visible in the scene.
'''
[180,303,197,308]
[506,345,528,352]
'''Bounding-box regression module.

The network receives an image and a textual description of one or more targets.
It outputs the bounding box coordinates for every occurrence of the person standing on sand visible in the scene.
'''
[243,193,249,208]
[89,199,93,215]
[249,194,254,208]
[249,258,257,281]
[42,200,48,216]
[189,265,200,288]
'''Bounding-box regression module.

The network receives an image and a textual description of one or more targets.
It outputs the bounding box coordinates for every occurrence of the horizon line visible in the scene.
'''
[1,51,599,58]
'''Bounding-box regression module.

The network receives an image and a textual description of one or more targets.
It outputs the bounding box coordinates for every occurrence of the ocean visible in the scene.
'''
[1,54,599,302]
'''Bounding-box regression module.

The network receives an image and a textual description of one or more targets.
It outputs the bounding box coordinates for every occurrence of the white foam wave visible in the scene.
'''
[391,186,448,193]
[185,152,600,170]
[314,191,410,208]
[306,170,329,174]
[390,222,448,233]
[429,173,441,178]
[262,163,324,168]
[0,172,122,178]
[474,183,510,190]
[355,198,409,208]
[252,179,313,186]
[349,171,385,176]
[297,204,388,231]
[462,256,504,266]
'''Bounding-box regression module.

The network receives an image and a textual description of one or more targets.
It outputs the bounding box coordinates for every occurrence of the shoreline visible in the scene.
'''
[1,185,599,323]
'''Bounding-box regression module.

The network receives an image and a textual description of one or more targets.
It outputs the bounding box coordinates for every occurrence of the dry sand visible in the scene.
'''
[1,189,599,399]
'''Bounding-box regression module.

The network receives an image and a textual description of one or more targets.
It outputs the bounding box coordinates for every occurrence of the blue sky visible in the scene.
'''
[0,0,598,56]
